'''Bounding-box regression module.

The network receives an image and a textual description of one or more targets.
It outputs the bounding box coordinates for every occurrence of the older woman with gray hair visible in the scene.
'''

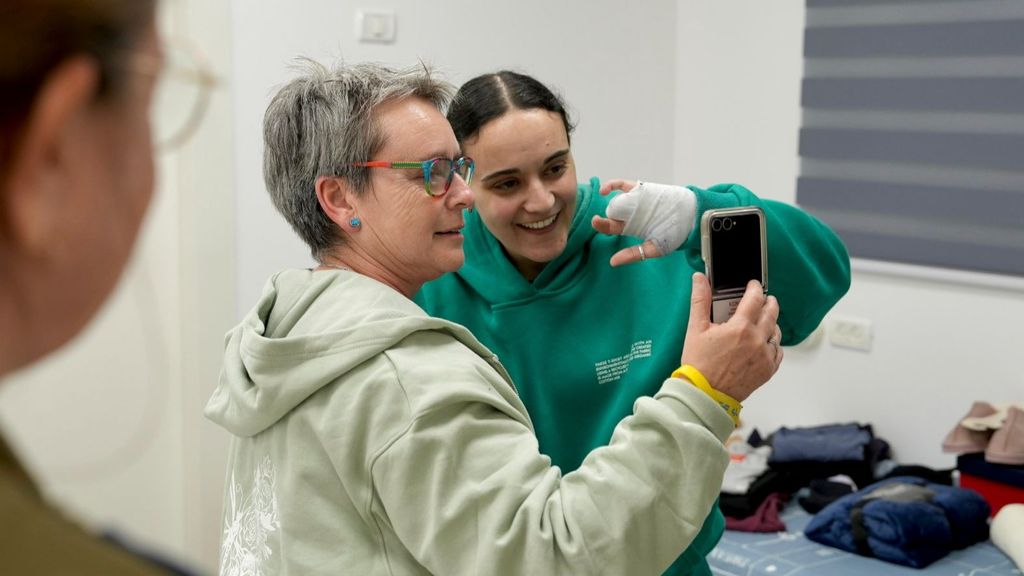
[206,60,783,575]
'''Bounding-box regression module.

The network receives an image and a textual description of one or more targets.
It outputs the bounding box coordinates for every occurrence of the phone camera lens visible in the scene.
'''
[723,218,733,231]
[712,219,722,232]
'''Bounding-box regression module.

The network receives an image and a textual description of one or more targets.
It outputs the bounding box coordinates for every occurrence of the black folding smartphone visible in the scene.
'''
[700,207,767,323]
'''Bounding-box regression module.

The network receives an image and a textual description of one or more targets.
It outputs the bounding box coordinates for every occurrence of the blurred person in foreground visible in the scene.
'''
[205,60,783,575]
[0,0,189,573]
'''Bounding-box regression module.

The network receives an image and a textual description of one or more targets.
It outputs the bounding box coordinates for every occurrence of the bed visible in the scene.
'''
[708,502,1018,575]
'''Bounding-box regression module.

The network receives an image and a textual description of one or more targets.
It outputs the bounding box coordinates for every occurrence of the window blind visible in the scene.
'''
[797,0,1024,277]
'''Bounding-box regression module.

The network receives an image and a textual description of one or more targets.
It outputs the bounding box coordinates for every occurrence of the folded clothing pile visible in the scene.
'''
[769,423,889,489]
[804,476,990,568]
[720,423,891,524]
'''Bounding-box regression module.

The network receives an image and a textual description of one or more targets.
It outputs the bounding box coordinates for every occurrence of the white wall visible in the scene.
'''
[676,2,1024,468]
[233,0,679,313]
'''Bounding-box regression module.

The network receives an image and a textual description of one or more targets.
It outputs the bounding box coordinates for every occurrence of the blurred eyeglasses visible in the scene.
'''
[125,38,218,151]
[350,156,475,197]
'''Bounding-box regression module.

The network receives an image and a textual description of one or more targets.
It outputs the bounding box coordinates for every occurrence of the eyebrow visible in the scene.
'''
[480,149,570,184]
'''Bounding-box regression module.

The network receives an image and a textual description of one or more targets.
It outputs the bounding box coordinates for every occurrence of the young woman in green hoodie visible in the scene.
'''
[414,70,852,576]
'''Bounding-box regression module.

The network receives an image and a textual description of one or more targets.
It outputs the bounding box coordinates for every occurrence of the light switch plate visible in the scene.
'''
[357,11,396,44]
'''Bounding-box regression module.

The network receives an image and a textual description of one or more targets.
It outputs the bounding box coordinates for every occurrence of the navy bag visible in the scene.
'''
[804,476,990,568]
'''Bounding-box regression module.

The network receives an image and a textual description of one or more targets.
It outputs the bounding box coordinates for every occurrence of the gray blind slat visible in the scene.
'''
[805,20,1024,58]
[814,227,1024,277]
[802,78,1024,114]
[809,0,975,6]
[799,128,1024,172]
[797,177,1024,229]
[804,57,1024,79]
[802,109,1024,135]
[802,158,1024,192]
[808,1,1024,28]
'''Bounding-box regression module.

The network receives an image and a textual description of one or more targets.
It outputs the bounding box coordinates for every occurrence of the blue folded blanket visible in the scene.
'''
[804,476,990,568]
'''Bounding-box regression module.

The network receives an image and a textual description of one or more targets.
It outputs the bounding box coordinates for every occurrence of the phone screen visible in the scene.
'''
[709,212,764,292]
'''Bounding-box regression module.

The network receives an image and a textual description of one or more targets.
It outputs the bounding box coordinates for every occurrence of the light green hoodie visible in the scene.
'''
[206,268,734,575]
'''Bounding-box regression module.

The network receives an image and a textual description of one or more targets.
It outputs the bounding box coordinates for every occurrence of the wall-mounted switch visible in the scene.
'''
[357,11,396,44]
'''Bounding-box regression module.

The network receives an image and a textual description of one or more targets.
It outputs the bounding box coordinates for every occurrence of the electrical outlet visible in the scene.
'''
[829,316,873,352]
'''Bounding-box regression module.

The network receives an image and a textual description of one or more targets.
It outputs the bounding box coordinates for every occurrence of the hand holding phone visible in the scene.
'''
[682,273,782,402]
[700,207,767,323]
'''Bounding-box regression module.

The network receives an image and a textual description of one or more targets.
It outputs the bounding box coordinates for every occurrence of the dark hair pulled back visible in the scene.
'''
[447,70,574,145]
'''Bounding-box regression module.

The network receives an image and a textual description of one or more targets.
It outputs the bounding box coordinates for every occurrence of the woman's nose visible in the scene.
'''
[523,177,555,212]
[447,174,474,210]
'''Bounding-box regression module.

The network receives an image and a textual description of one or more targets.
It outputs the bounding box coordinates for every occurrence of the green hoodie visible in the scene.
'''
[415,179,852,575]
[206,268,737,575]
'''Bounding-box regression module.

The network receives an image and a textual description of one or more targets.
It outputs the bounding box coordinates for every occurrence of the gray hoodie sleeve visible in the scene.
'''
[370,367,733,576]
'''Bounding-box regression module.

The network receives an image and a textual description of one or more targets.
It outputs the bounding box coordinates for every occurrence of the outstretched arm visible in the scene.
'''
[593,180,850,344]
[371,273,782,575]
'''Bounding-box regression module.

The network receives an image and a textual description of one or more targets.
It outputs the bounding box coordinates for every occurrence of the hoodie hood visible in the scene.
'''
[455,177,610,302]
[205,269,483,437]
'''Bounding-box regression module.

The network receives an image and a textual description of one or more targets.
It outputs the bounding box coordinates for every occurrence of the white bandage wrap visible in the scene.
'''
[605,181,697,255]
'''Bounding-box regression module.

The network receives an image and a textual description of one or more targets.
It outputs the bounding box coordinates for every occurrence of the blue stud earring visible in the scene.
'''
[349,217,361,228]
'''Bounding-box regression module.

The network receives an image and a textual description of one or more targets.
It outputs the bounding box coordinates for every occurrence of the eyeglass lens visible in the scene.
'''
[151,40,215,151]
[426,158,473,196]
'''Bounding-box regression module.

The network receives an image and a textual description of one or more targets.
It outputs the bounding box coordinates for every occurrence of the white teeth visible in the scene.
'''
[520,214,557,230]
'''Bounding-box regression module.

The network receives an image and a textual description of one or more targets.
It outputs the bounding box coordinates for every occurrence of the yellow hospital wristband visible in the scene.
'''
[672,364,742,426]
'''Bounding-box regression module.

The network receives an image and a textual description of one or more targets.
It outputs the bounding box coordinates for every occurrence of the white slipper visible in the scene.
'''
[960,402,1024,431]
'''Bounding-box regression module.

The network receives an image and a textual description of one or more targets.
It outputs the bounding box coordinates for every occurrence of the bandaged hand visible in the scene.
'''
[592,179,697,266]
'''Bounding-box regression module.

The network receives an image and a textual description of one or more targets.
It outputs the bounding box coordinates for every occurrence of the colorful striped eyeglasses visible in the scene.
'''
[349,156,475,197]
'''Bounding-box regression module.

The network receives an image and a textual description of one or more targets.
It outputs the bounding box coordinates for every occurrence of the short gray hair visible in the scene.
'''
[262,59,454,260]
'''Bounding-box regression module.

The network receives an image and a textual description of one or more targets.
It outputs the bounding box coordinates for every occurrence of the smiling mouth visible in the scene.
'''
[518,213,558,230]
[435,226,464,236]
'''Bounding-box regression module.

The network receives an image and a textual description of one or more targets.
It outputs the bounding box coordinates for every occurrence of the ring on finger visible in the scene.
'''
[637,244,647,262]
[767,336,779,355]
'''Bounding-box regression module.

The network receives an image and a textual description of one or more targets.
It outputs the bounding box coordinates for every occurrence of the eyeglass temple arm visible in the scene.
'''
[353,161,426,169]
